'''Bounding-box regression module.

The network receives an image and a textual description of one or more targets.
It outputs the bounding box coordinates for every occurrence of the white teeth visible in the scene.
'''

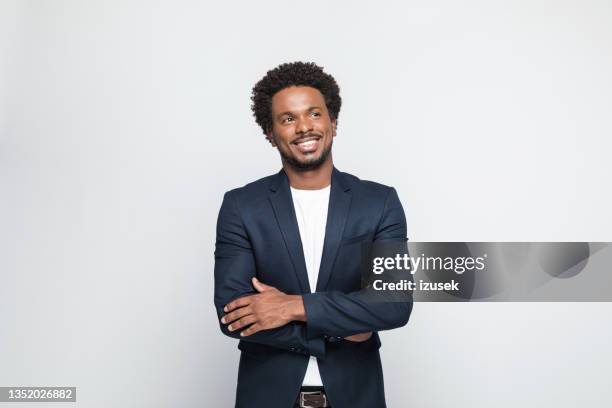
[296,138,319,144]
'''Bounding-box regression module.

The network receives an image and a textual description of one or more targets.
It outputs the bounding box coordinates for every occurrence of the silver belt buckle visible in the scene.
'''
[300,390,327,408]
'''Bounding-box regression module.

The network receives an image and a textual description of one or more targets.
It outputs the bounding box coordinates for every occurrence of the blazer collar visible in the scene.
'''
[268,166,352,293]
[268,166,351,193]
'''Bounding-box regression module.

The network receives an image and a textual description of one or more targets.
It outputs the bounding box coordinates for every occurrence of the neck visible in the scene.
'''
[283,155,333,190]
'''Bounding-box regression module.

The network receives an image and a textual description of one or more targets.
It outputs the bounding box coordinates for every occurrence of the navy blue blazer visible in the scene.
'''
[214,167,413,408]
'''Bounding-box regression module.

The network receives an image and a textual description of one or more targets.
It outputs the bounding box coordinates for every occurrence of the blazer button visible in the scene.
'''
[290,347,296,351]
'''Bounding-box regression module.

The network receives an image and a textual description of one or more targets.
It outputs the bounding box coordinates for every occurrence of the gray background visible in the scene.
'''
[1,0,611,407]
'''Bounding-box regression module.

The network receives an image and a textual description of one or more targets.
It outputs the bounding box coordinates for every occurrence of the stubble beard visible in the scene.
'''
[279,139,333,172]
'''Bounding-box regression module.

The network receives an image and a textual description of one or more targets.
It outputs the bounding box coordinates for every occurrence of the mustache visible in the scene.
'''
[292,132,322,143]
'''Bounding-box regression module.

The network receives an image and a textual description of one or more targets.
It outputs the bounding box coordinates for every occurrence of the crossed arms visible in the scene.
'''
[213,187,412,359]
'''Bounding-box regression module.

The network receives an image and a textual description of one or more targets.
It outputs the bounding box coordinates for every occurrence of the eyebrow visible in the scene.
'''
[276,106,323,119]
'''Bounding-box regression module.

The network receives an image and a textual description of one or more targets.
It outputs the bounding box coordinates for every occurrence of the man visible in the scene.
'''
[214,61,412,408]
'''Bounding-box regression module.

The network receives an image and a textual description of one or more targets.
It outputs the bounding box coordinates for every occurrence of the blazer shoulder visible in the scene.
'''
[339,170,396,197]
[222,172,276,205]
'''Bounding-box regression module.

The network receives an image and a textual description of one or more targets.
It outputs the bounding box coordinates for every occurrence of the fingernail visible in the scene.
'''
[224,306,228,312]
[240,331,245,337]
[220,317,226,324]
[228,325,233,331]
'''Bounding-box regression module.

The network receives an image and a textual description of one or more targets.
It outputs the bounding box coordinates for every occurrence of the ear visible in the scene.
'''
[332,118,337,137]
[265,129,277,147]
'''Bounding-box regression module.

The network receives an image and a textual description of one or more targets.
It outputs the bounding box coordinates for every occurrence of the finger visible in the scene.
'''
[252,277,274,293]
[221,305,252,325]
[345,332,372,342]
[240,323,262,337]
[228,315,257,332]
[224,295,253,312]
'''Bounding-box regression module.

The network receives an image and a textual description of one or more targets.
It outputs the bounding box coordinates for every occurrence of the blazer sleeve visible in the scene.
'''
[214,191,326,359]
[301,187,414,340]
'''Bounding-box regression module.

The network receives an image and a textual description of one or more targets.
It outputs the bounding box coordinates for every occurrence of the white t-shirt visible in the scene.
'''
[290,184,331,387]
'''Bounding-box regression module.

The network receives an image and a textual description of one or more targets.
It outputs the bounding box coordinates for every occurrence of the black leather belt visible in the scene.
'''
[295,387,330,408]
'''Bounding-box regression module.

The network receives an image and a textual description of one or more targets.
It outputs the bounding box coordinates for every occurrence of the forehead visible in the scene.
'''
[271,86,326,113]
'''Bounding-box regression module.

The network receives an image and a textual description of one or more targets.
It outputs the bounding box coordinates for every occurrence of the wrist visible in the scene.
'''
[289,295,307,322]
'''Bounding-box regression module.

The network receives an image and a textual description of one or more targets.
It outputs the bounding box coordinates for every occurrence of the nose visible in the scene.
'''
[295,115,313,135]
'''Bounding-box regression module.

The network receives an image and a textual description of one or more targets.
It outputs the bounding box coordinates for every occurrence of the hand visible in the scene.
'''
[221,277,306,337]
[344,332,372,342]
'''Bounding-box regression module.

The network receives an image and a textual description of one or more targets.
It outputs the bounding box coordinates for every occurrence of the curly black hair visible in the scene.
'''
[251,61,342,134]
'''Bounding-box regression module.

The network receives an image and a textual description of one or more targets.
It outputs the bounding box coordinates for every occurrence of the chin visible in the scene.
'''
[281,143,331,170]
[300,152,321,161]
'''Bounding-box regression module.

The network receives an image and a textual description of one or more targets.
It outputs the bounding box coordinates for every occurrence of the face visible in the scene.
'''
[266,86,337,171]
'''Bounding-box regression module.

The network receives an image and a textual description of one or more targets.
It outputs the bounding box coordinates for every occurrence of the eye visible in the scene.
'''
[310,111,321,117]
[282,116,293,124]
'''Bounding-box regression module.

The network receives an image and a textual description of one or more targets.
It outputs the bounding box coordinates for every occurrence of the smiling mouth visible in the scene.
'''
[292,136,322,154]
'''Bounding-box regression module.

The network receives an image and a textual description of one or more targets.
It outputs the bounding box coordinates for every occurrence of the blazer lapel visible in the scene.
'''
[268,170,311,293]
[316,168,352,292]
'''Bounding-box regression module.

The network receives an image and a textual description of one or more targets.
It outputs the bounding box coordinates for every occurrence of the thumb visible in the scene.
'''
[252,277,274,292]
